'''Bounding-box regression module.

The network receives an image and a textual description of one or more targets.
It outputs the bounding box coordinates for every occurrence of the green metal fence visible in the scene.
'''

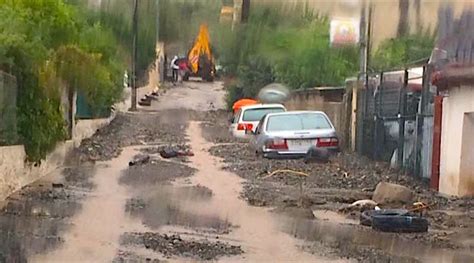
[0,71,18,146]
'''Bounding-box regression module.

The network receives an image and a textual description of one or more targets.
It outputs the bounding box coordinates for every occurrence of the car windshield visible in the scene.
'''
[242,107,285,122]
[266,113,331,131]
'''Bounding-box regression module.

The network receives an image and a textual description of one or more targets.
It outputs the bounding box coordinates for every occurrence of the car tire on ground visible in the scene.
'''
[371,212,429,233]
[360,209,408,227]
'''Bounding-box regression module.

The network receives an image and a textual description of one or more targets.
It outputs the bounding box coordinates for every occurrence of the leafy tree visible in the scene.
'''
[371,31,435,71]
[217,3,359,107]
[0,0,136,161]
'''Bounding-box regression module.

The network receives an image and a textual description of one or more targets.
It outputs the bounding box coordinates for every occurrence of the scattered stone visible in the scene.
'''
[372,182,413,205]
[122,232,243,260]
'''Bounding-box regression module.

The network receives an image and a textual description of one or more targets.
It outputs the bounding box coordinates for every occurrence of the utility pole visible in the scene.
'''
[241,0,250,23]
[359,0,367,80]
[366,3,373,76]
[130,0,139,111]
[359,0,372,80]
[356,0,372,153]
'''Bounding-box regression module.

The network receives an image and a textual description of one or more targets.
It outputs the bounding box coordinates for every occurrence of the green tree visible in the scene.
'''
[216,3,359,107]
[0,0,134,161]
[371,31,434,71]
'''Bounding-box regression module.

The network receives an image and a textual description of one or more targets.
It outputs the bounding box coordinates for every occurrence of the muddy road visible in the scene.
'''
[0,81,473,262]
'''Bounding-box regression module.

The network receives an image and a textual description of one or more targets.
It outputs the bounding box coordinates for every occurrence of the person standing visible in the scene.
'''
[178,59,189,83]
[170,55,179,83]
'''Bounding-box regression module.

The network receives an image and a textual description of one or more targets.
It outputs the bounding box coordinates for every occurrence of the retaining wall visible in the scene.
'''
[0,101,128,201]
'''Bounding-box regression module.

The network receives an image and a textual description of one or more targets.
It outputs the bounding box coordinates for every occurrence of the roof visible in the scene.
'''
[239,103,285,110]
[431,64,474,90]
[430,8,474,90]
[265,110,327,117]
[292,86,345,94]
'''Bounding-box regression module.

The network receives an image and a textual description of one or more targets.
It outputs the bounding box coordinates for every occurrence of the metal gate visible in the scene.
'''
[357,67,430,176]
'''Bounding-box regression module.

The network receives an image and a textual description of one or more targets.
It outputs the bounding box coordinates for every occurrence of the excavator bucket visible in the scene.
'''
[188,24,213,75]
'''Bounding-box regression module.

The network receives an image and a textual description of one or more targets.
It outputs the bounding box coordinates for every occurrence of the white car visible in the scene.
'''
[250,111,339,158]
[230,104,286,138]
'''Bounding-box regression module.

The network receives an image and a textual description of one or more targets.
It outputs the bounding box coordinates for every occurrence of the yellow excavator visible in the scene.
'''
[186,24,215,82]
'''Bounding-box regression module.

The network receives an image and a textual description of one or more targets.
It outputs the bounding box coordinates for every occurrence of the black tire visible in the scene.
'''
[360,209,408,227]
[372,212,429,233]
[360,210,374,226]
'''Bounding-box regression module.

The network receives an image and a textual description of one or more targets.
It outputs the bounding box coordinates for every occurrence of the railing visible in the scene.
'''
[355,65,434,179]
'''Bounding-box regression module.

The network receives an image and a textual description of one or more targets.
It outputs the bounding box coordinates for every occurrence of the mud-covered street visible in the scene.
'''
[1,81,473,262]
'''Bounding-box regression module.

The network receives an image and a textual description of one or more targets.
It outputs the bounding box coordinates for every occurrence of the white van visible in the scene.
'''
[229,104,286,138]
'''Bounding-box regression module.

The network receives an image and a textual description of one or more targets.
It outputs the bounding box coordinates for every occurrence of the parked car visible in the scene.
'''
[250,111,339,158]
[229,104,286,138]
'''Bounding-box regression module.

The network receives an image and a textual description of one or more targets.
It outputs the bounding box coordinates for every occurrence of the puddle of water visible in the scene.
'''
[185,122,346,262]
[128,187,232,234]
[313,210,358,225]
[0,167,89,262]
[31,147,148,262]
[281,216,474,263]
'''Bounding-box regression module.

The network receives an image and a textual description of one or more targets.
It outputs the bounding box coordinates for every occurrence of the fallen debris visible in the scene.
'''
[139,98,151,106]
[129,155,151,166]
[52,183,64,189]
[372,182,413,205]
[159,148,194,159]
[339,199,378,213]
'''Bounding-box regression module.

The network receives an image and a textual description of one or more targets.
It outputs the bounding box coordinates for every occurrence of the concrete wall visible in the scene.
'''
[0,99,127,200]
[0,141,75,201]
[285,90,348,148]
[0,146,26,200]
[459,112,474,196]
[440,85,474,196]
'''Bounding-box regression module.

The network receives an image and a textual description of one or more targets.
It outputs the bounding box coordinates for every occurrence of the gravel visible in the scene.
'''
[121,232,243,260]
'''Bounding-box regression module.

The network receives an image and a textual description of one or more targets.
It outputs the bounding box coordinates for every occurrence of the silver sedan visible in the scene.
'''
[249,111,339,159]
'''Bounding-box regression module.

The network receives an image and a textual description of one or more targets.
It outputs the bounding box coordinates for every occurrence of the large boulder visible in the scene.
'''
[372,182,413,205]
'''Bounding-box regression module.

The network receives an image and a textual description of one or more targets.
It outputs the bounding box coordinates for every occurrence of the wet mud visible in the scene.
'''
[205,111,474,261]
[1,81,472,262]
[121,232,243,261]
[0,165,94,262]
[120,159,196,186]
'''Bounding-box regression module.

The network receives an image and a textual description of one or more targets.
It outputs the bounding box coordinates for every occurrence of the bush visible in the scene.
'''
[218,3,359,108]
[0,0,137,161]
[371,30,435,71]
